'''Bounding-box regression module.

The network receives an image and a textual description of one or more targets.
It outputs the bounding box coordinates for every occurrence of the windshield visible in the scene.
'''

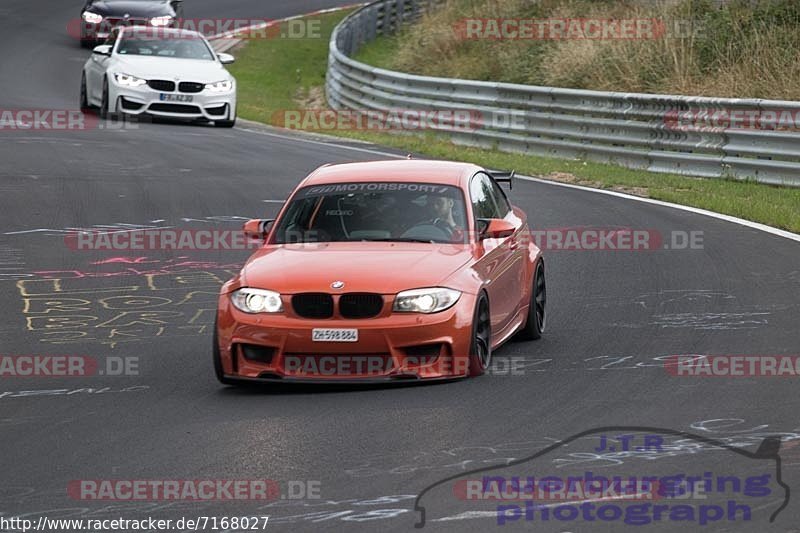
[272,182,468,244]
[116,35,214,60]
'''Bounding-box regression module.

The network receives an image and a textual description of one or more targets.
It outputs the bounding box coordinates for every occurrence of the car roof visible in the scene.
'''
[301,160,483,188]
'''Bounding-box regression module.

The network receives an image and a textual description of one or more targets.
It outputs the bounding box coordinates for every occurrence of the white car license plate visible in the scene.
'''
[160,93,194,102]
[312,328,358,342]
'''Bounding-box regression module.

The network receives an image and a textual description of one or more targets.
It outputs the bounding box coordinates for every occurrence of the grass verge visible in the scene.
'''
[228,9,800,233]
[352,0,800,100]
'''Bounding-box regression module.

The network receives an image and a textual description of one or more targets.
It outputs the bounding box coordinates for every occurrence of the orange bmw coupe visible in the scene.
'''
[213,159,545,384]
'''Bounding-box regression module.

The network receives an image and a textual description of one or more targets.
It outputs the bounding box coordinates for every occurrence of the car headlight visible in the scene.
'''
[393,288,461,313]
[82,11,103,24]
[114,73,147,87]
[231,288,283,314]
[150,16,173,27]
[205,80,233,93]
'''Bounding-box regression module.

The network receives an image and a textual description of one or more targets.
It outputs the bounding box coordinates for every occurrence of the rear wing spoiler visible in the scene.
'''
[489,170,515,189]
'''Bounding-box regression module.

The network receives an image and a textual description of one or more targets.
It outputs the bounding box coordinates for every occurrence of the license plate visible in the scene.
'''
[160,93,193,102]
[312,328,358,342]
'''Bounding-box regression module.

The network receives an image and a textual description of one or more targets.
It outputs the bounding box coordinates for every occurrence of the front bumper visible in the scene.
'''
[216,292,478,382]
[110,79,236,121]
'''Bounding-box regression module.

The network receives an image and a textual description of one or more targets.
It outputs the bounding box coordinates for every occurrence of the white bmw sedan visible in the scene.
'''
[81,27,237,127]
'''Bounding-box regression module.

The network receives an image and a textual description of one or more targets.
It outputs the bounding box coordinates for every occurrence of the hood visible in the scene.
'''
[241,242,473,294]
[87,0,173,18]
[113,56,230,82]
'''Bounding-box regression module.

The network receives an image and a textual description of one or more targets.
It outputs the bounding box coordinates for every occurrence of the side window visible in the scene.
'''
[490,179,512,217]
[469,174,500,220]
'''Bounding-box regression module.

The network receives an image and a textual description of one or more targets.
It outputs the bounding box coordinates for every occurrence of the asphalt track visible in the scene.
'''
[1,1,799,532]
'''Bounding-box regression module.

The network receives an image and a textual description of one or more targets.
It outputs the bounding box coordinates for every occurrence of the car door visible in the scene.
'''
[469,172,523,335]
[86,30,116,102]
[487,175,528,325]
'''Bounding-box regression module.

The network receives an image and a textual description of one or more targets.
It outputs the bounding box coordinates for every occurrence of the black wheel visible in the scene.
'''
[99,78,109,119]
[518,261,546,340]
[214,118,236,128]
[212,317,237,386]
[79,73,92,112]
[468,292,492,376]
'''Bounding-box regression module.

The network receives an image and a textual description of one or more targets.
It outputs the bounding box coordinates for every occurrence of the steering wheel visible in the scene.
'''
[430,218,455,237]
[401,222,452,241]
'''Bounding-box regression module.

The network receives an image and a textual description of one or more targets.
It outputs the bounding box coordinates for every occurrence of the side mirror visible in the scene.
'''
[243,219,274,239]
[92,44,112,56]
[218,53,235,65]
[479,218,515,239]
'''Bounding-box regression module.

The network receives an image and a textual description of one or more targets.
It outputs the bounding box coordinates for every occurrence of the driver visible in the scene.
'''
[427,194,457,231]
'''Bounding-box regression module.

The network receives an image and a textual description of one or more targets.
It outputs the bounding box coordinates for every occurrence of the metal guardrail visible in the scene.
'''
[326,0,800,186]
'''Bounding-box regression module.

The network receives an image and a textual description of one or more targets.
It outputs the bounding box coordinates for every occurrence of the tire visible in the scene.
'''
[468,292,492,377]
[99,78,110,119]
[517,261,546,340]
[214,118,236,128]
[79,73,92,112]
[212,317,237,386]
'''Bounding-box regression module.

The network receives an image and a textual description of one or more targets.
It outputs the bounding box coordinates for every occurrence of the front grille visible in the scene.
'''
[292,293,334,319]
[339,293,383,319]
[148,103,201,114]
[179,82,204,93]
[105,17,149,27]
[147,80,175,92]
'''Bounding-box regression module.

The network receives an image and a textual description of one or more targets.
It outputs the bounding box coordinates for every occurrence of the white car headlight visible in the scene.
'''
[393,288,461,313]
[231,288,283,314]
[114,73,147,88]
[82,11,103,24]
[150,16,173,27]
[205,80,233,93]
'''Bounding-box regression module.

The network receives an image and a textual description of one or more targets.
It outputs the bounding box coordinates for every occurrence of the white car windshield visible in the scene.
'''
[117,36,214,60]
